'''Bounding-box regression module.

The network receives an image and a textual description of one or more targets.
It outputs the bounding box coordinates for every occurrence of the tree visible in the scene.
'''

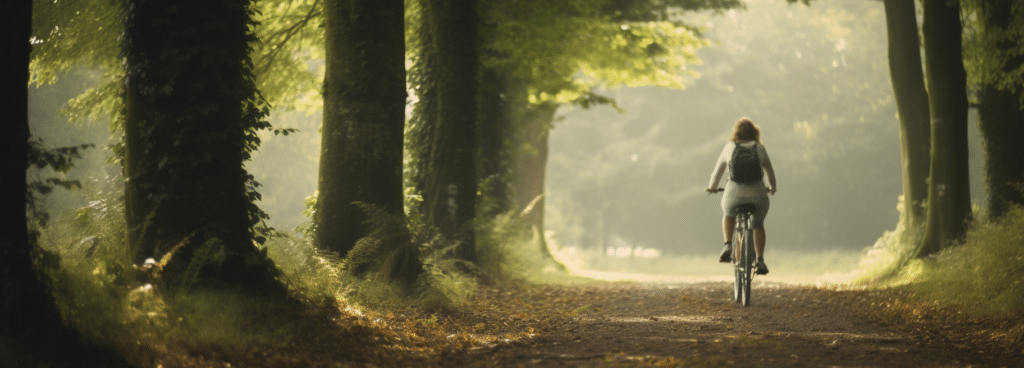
[412,0,481,262]
[2,1,130,365]
[882,0,931,227]
[968,0,1024,220]
[917,0,972,257]
[476,0,743,255]
[315,0,406,257]
[121,0,280,291]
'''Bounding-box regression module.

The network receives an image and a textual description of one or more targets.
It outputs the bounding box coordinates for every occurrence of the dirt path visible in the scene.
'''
[440,281,1006,367]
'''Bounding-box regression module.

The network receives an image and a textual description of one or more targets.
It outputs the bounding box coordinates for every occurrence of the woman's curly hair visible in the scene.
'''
[731,118,761,143]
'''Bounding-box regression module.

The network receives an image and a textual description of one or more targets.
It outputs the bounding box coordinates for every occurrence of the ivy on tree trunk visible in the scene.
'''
[977,0,1024,220]
[121,0,279,291]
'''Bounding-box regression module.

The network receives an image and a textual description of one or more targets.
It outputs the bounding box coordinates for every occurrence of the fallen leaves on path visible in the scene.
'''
[145,280,1021,367]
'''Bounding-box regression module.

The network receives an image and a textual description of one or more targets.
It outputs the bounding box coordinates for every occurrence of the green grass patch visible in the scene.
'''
[910,205,1024,315]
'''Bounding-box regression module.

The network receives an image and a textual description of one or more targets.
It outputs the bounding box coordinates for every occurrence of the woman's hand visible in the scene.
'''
[768,187,777,195]
[706,188,716,193]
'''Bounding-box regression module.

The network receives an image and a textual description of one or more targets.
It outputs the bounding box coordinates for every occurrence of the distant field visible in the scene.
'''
[551,246,865,285]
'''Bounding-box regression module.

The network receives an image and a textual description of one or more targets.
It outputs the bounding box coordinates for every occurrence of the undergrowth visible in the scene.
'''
[29,183,562,366]
[855,195,1024,316]
[911,204,1024,315]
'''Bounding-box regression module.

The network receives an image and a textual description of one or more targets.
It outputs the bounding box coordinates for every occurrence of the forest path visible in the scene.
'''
[438,281,1004,368]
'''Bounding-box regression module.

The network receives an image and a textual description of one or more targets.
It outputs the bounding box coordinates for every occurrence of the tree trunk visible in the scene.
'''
[478,67,514,217]
[122,0,279,291]
[917,0,972,257]
[979,86,1024,219]
[0,0,66,361]
[419,0,480,262]
[316,0,406,256]
[882,0,931,226]
[2,1,131,364]
[509,86,558,258]
[977,0,1024,220]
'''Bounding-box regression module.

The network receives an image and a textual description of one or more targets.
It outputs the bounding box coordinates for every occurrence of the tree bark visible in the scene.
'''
[977,0,1024,220]
[122,0,279,290]
[316,0,406,256]
[917,0,972,257]
[478,67,514,217]
[882,0,931,226]
[2,1,132,364]
[512,100,558,258]
[0,0,65,361]
[419,0,480,262]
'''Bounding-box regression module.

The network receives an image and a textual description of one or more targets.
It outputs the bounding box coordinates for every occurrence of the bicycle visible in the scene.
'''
[709,189,756,306]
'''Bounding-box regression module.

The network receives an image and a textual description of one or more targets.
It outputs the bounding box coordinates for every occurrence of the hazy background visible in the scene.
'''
[28,0,986,277]
[546,0,986,262]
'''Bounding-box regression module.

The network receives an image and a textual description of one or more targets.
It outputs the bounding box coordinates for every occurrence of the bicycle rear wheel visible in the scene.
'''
[732,234,742,303]
[741,227,753,306]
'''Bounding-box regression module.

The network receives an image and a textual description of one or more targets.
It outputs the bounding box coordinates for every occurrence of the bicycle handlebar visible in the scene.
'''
[706,187,774,195]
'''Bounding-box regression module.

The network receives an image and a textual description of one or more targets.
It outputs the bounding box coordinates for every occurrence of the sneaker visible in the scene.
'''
[755,258,769,275]
[719,242,732,263]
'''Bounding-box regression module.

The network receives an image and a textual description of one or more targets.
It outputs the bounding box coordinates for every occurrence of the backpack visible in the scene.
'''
[729,142,762,184]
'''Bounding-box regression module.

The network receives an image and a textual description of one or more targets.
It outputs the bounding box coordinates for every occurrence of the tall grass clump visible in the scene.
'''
[854,195,925,286]
[264,230,348,307]
[277,200,477,311]
[475,210,550,282]
[33,184,149,359]
[910,204,1024,315]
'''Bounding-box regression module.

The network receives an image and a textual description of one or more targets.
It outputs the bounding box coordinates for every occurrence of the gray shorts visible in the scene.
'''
[721,182,770,228]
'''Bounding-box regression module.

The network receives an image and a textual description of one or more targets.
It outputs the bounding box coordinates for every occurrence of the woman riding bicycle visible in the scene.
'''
[705,118,777,275]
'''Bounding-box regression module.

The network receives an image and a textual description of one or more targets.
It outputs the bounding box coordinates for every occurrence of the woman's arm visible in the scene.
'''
[707,143,730,191]
[759,144,777,194]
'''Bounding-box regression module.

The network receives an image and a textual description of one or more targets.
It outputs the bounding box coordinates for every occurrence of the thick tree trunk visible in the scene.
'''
[917,0,972,257]
[882,0,931,226]
[317,0,405,256]
[122,0,278,290]
[420,0,480,262]
[2,1,131,364]
[0,0,66,361]
[979,86,1024,219]
[978,0,1024,220]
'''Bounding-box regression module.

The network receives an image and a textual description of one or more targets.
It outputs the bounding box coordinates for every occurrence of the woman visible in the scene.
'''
[706,118,777,274]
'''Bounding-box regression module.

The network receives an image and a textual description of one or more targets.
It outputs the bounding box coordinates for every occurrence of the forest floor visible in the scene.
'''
[151,278,1024,367]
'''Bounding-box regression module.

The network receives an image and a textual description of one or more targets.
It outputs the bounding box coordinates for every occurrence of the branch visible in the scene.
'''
[256,0,322,75]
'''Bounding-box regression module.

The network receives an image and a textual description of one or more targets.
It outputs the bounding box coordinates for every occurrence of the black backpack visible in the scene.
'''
[729,142,762,184]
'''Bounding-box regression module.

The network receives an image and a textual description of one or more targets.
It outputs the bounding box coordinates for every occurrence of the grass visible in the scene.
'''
[851,198,1024,315]
[910,205,1024,315]
[25,190,571,364]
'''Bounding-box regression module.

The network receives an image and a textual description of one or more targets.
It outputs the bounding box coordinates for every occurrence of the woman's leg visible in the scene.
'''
[754,227,766,258]
[719,216,736,262]
[723,216,735,242]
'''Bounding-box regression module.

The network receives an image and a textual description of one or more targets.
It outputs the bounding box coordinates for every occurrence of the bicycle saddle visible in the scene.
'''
[733,204,757,214]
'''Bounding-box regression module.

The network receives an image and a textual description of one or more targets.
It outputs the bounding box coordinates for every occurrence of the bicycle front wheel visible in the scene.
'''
[741,228,753,306]
[734,265,742,303]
